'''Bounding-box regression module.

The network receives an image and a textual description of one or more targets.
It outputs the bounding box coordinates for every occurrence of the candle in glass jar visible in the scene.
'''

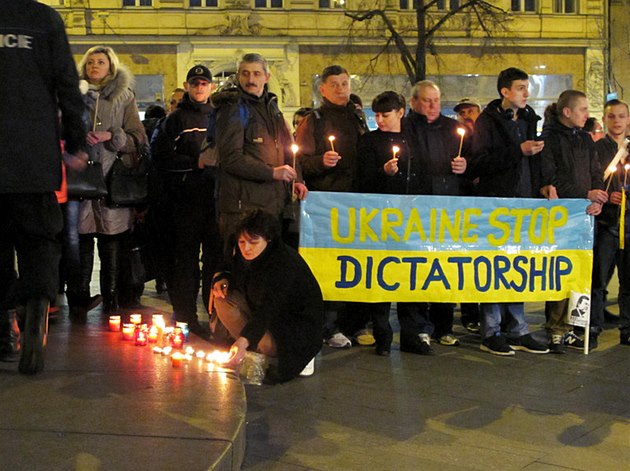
[121,323,135,341]
[135,328,148,346]
[130,313,142,325]
[171,352,183,368]
[171,327,185,349]
[148,325,159,343]
[108,315,121,332]
[175,322,189,341]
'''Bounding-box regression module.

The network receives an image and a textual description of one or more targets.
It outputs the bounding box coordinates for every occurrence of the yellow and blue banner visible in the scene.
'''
[299,192,594,303]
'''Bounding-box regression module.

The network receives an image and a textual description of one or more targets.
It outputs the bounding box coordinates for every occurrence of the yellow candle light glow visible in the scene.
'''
[148,325,159,343]
[456,128,466,158]
[392,145,400,160]
[171,352,183,368]
[328,135,336,152]
[108,315,121,332]
[605,164,618,193]
[196,350,206,359]
[291,143,299,196]
[129,314,142,325]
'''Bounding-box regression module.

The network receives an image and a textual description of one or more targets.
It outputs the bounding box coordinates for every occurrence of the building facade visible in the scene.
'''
[44,0,608,118]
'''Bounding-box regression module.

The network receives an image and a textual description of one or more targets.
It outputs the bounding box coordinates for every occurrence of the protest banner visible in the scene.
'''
[299,192,594,303]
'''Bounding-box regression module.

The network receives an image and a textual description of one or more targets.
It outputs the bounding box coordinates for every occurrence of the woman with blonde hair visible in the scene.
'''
[70,45,146,318]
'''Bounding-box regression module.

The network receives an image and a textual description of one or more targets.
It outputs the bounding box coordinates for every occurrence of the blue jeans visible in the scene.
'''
[480,302,529,339]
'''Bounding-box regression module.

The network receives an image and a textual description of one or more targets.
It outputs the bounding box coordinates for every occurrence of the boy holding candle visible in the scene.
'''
[591,99,630,345]
[540,90,607,352]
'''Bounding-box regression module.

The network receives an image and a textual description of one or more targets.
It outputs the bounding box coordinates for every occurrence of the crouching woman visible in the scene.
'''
[211,210,323,382]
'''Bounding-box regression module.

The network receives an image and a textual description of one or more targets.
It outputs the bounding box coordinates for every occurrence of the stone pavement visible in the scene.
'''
[2,281,630,471]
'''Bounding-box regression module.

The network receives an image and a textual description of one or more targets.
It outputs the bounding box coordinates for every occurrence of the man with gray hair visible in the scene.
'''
[215,53,306,240]
[398,80,473,354]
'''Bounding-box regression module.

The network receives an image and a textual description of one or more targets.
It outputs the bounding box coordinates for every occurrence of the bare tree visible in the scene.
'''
[345,0,510,84]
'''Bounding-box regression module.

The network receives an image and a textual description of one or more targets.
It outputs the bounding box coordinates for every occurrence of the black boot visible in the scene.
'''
[18,298,49,375]
[98,235,121,315]
[0,309,20,362]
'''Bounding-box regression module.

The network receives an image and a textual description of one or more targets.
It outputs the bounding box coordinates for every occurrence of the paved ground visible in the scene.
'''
[2,278,629,471]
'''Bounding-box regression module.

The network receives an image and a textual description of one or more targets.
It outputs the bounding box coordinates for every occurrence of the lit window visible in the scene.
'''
[190,0,218,6]
[553,0,576,13]
[123,0,152,5]
[511,0,536,12]
[320,0,345,8]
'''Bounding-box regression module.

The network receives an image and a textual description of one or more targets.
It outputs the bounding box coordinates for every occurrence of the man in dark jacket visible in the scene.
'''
[397,80,472,355]
[295,65,370,348]
[215,53,305,241]
[470,67,549,356]
[591,99,630,346]
[152,64,220,338]
[540,90,607,352]
[0,0,87,373]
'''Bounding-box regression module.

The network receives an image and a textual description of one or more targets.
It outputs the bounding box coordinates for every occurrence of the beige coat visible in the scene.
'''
[78,66,146,235]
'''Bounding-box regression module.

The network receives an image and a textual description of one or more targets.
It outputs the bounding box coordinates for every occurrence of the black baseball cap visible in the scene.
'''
[186,65,212,83]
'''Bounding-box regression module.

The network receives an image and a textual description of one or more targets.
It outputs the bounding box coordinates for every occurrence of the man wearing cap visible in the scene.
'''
[152,64,220,338]
[454,98,481,132]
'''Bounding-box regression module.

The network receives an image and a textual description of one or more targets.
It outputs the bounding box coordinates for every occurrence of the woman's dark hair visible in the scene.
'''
[372,91,406,113]
[583,117,598,133]
[236,209,280,242]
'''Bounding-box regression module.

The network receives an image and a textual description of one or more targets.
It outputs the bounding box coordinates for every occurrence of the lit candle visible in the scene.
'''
[621,164,629,250]
[328,135,336,153]
[108,315,121,332]
[121,323,135,341]
[185,346,195,356]
[148,325,159,343]
[456,128,466,158]
[152,346,163,354]
[171,352,183,368]
[171,327,185,349]
[392,145,400,160]
[291,143,299,197]
[135,328,148,346]
[151,314,164,324]
[196,350,206,359]
[130,314,142,325]
[161,346,173,356]
[605,164,617,193]
[175,322,189,342]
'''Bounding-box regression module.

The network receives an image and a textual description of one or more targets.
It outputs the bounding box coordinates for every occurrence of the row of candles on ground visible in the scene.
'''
[108,314,230,368]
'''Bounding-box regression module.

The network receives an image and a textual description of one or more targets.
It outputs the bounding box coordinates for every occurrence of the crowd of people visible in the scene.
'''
[1,3,628,381]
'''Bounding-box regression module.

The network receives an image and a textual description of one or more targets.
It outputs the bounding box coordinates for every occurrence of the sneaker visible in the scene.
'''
[563,331,585,350]
[507,333,550,354]
[299,358,315,376]
[438,334,460,346]
[464,322,480,334]
[326,332,352,348]
[480,333,515,356]
[549,334,565,354]
[354,329,376,346]
[400,333,434,355]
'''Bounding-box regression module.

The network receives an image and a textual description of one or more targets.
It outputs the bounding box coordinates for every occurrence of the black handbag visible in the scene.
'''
[108,134,150,207]
[66,159,108,200]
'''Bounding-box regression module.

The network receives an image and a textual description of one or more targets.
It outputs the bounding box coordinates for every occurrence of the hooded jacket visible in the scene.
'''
[470,99,541,197]
[215,87,293,218]
[0,0,86,194]
[78,65,146,235]
[540,118,603,199]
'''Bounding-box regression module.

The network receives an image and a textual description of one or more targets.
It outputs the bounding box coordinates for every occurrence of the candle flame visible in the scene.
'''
[457,128,466,137]
[392,145,400,154]
[625,164,630,171]
[291,143,299,153]
[206,350,231,364]
[328,135,335,142]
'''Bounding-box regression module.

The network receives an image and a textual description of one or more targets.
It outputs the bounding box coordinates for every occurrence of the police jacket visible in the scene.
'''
[470,99,541,197]
[296,98,369,192]
[540,119,603,199]
[157,93,212,172]
[216,87,293,218]
[0,0,86,193]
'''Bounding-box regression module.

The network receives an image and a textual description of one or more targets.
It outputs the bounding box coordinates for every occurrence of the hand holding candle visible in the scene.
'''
[323,136,341,168]
[605,164,618,193]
